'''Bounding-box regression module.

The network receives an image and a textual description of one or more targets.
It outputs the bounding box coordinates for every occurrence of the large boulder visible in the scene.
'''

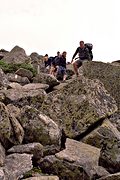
[109,112,120,132]
[80,61,120,110]
[1,88,46,109]
[15,68,33,80]
[0,68,9,90]
[39,139,109,180]
[0,143,5,166]
[33,74,60,88]
[41,77,117,139]
[0,102,24,148]
[82,119,120,148]
[2,46,31,64]
[8,143,43,161]
[19,106,61,147]
[3,153,33,179]
[7,73,30,85]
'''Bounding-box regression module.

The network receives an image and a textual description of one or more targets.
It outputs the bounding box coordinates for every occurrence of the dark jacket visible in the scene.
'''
[56,55,66,68]
[72,47,90,60]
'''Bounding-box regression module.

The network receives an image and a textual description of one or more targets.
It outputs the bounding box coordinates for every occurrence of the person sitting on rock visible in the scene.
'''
[56,51,67,81]
[71,41,91,76]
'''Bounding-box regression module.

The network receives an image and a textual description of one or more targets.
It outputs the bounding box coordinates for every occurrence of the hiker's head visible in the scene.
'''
[57,51,60,57]
[80,41,85,48]
[62,51,67,58]
[44,54,48,61]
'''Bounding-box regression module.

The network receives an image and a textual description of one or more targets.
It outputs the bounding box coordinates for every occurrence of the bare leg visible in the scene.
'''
[73,62,79,76]
[63,74,67,81]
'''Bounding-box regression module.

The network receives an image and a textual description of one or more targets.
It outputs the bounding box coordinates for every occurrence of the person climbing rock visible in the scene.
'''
[71,41,91,76]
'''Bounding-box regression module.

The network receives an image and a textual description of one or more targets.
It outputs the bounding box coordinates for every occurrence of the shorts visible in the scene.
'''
[57,66,67,76]
[75,59,88,68]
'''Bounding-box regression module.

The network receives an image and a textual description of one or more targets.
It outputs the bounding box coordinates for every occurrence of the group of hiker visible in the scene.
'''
[43,41,93,81]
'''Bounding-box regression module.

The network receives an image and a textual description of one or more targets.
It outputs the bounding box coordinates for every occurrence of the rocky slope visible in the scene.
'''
[0,46,120,180]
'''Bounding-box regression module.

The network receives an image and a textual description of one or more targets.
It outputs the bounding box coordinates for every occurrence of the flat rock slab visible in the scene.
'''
[23,83,49,91]
[8,143,43,160]
[24,176,59,180]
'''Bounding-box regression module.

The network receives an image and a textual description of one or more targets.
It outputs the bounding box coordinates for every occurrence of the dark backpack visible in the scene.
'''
[85,43,93,60]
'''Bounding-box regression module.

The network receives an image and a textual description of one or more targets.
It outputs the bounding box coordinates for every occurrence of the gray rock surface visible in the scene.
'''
[0,68,9,90]
[23,83,49,91]
[33,74,60,87]
[1,88,46,109]
[7,73,30,85]
[8,143,43,161]
[19,106,61,146]
[0,102,24,148]
[39,139,108,179]
[3,46,31,64]
[4,153,33,180]
[98,172,120,180]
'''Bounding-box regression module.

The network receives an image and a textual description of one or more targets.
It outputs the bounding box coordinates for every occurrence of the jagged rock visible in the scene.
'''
[19,106,61,147]
[41,77,117,139]
[0,143,5,166]
[81,61,120,110]
[15,68,33,80]
[98,172,120,180]
[8,82,22,89]
[0,68,9,90]
[98,120,120,173]
[2,46,31,64]
[23,83,49,91]
[33,74,60,87]
[3,153,33,180]
[8,143,43,161]
[0,168,5,180]
[1,88,46,109]
[0,102,24,148]
[82,119,120,148]
[39,139,108,180]
[24,176,59,180]
[7,73,30,85]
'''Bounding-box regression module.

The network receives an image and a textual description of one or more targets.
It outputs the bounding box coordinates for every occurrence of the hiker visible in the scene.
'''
[44,54,52,72]
[71,41,91,76]
[56,51,67,81]
[50,51,61,76]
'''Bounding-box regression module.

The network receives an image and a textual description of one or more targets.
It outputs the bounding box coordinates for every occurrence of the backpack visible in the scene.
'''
[85,43,93,60]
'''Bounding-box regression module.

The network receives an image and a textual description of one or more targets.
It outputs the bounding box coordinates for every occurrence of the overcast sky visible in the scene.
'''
[0,0,120,62]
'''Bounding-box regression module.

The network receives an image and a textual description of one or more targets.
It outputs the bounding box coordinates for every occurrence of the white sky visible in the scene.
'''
[0,0,120,62]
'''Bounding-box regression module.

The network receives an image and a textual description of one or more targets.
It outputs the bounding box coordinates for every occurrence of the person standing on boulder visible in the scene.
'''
[71,41,91,76]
